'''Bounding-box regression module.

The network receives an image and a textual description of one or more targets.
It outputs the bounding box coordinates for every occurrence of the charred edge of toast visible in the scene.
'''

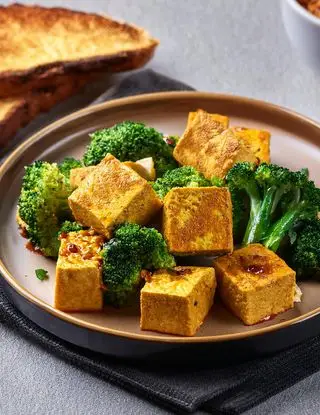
[0,47,156,98]
[0,74,94,148]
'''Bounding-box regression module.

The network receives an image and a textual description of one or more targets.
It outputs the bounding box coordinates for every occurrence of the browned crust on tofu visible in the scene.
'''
[0,4,158,97]
[187,110,229,129]
[0,73,93,148]
[68,154,162,238]
[214,244,296,325]
[163,187,233,255]
[54,230,104,312]
[173,109,229,167]
[231,127,271,163]
[69,166,96,188]
[198,128,258,179]
[140,266,216,336]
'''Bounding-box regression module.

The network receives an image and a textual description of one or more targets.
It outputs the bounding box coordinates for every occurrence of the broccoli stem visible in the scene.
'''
[245,186,277,244]
[264,205,304,251]
[242,182,262,245]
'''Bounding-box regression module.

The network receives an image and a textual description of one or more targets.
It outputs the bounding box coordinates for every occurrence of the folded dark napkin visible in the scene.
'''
[1,70,320,414]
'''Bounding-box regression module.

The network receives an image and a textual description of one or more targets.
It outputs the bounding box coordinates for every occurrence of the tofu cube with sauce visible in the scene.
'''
[54,230,104,311]
[214,244,296,325]
[68,154,162,238]
[140,266,216,336]
[163,187,233,255]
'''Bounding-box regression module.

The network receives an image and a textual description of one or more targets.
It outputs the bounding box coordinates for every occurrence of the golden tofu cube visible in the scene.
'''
[187,110,229,129]
[231,127,270,163]
[140,266,216,336]
[68,154,162,238]
[198,128,258,179]
[163,187,233,255]
[173,109,229,168]
[214,244,296,325]
[70,166,96,188]
[54,230,104,311]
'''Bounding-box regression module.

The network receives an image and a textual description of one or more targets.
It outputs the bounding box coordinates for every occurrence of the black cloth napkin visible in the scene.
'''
[1,69,320,414]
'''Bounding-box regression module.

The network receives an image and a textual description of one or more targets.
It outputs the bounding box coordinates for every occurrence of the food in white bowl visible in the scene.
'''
[282,0,320,70]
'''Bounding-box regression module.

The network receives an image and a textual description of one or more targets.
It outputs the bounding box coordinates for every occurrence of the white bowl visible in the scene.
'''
[282,0,320,70]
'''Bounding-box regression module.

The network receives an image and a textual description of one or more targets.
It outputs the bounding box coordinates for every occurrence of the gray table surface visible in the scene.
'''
[1,0,319,414]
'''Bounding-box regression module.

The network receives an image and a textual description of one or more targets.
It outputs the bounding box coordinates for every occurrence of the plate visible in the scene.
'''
[1,92,320,359]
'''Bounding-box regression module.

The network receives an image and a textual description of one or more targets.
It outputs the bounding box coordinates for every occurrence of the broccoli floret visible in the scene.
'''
[229,186,249,243]
[226,162,313,247]
[58,157,82,179]
[100,223,176,306]
[154,155,179,178]
[58,220,84,235]
[163,135,180,147]
[264,180,320,251]
[152,166,218,199]
[226,162,262,245]
[18,161,73,257]
[290,219,320,279]
[83,121,178,177]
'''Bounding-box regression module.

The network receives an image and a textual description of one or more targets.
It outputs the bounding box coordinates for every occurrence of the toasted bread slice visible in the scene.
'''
[0,73,92,148]
[0,4,158,97]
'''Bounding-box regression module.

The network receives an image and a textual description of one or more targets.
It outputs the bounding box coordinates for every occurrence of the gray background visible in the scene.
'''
[1,0,320,414]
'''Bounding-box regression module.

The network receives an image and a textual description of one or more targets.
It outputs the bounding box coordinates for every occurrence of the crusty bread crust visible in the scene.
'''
[0,74,92,148]
[0,4,158,97]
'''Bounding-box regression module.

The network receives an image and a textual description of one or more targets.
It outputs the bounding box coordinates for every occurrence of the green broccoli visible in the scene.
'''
[226,162,314,248]
[291,219,320,280]
[18,161,73,257]
[83,121,178,177]
[163,135,180,147]
[58,157,83,179]
[229,187,249,243]
[100,223,176,306]
[226,162,262,245]
[152,166,221,199]
[264,180,320,252]
[58,220,84,235]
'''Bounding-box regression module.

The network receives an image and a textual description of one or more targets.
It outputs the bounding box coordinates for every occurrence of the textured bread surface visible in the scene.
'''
[140,266,216,336]
[214,244,296,325]
[0,73,92,148]
[0,4,158,96]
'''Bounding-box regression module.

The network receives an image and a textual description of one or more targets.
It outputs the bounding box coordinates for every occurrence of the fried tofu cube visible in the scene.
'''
[140,266,216,336]
[68,154,162,238]
[198,128,258,179]
[54,230,104,311]
[187,110,229,129]
[214,244,296,325]
[70,166,96,188]
[173,109,229,168]
[163,187,233,255]
[231,127,270,163]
